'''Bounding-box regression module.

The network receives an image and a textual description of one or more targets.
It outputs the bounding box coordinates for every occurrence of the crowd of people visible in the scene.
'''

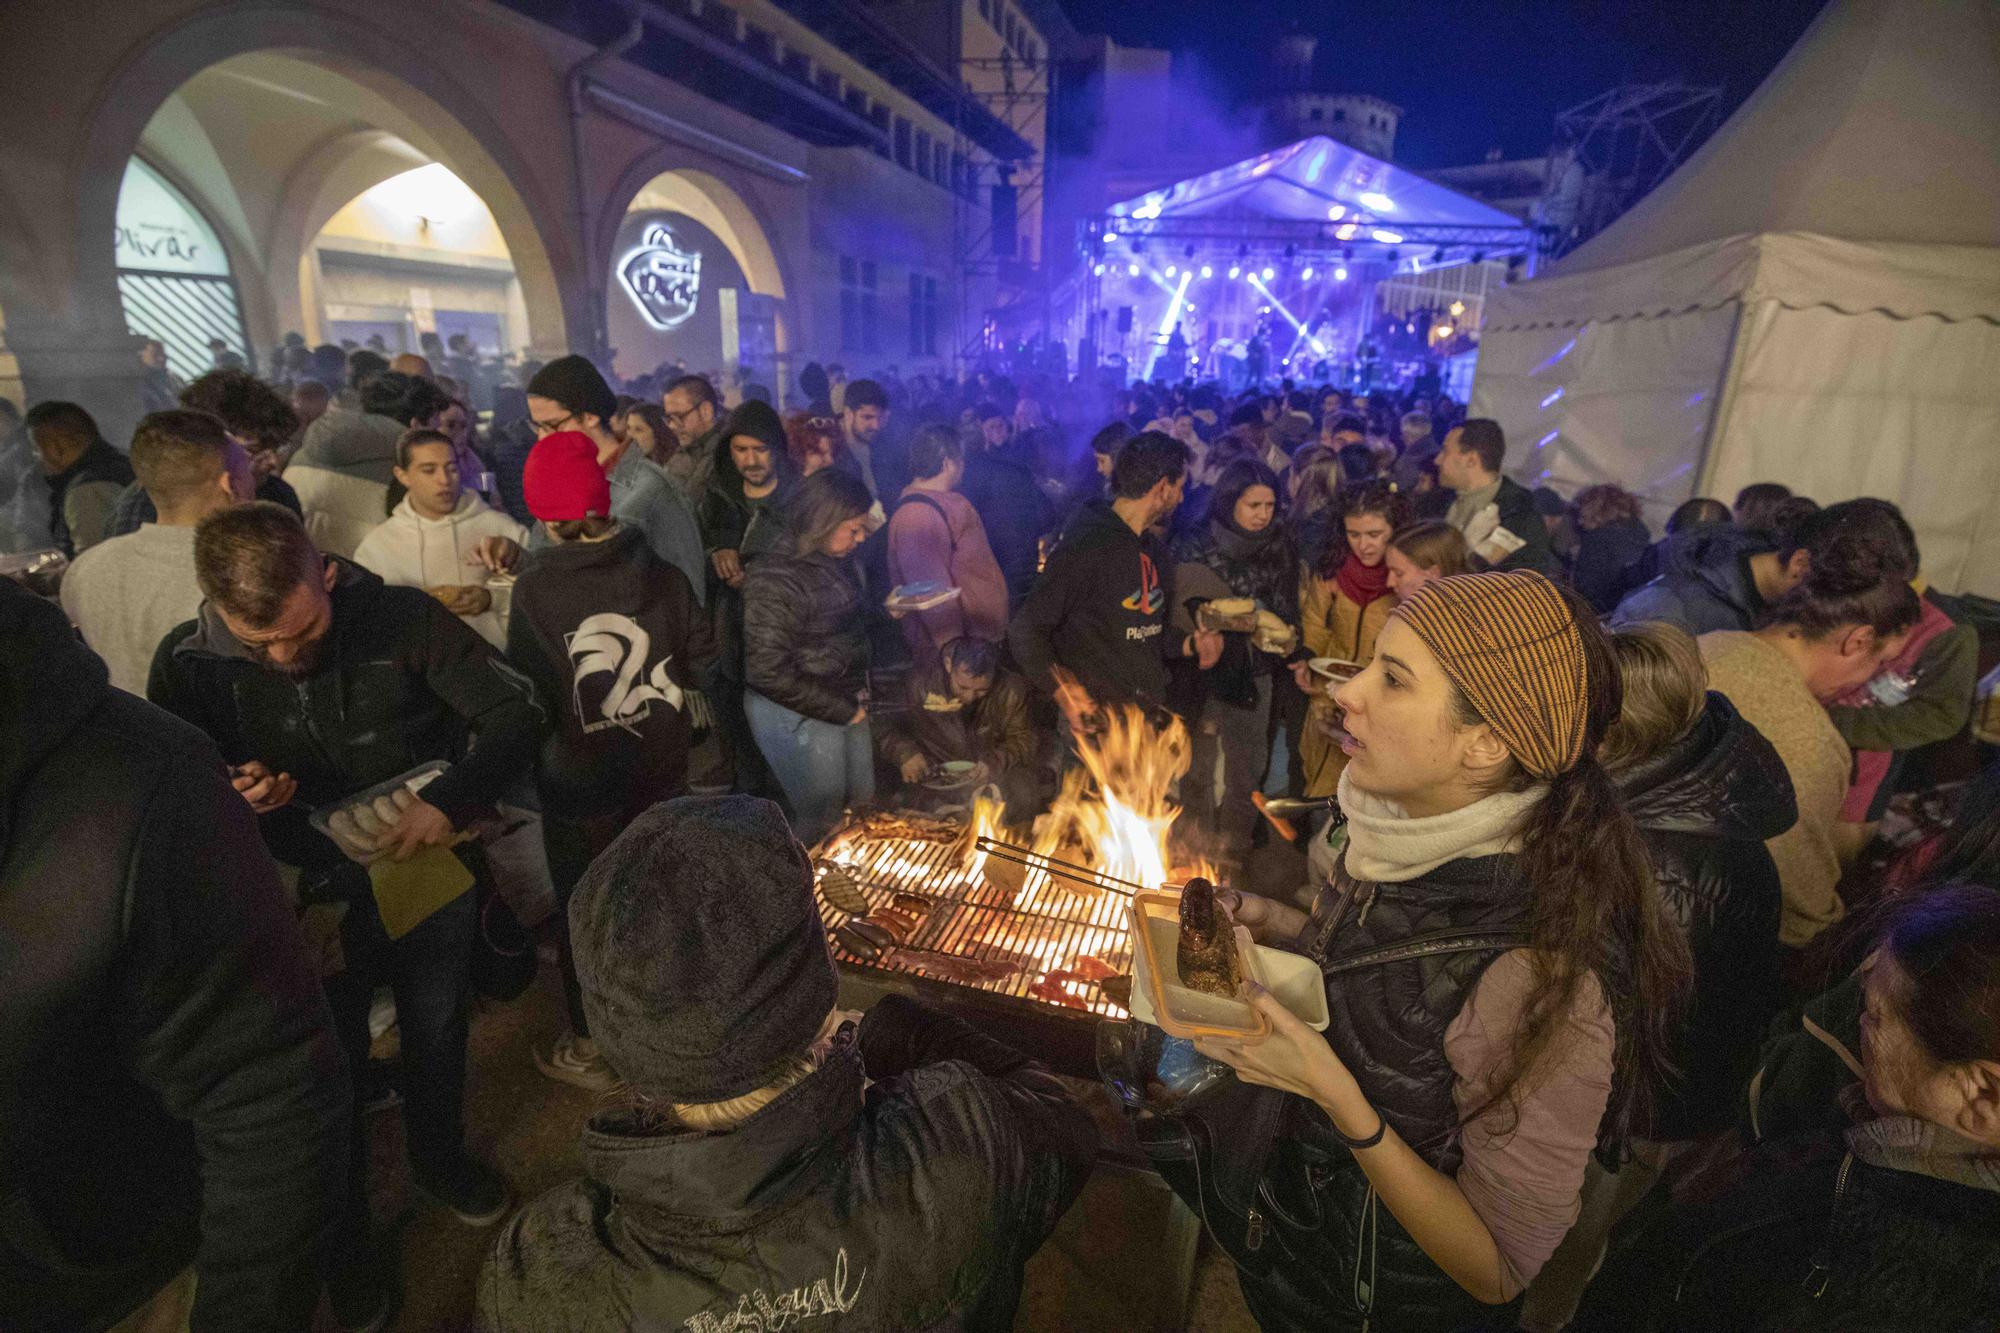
[2,335,1996,1333]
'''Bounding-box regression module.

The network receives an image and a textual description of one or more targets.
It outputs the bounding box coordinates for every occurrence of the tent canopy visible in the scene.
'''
[1488,0,2000,330]
[1470,0,2000,598]
[1109,134,1522,238]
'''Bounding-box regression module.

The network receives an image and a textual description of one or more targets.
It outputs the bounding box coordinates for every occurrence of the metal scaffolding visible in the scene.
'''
[1540,81,1724,259]
[953,49,1049,366]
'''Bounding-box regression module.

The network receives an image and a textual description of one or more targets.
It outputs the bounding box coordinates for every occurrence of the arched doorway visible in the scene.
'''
[301,161,528,397]
[66,11,583,401]
[605,169,790,395]
[110,48,565,397]
[114,156,254,380]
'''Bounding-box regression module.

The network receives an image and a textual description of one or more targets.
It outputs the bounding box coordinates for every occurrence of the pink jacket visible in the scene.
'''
[886,487,1009,663]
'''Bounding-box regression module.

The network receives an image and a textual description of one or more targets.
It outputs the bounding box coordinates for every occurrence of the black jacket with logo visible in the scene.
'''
[0,580,348,1333]
[479,995,1099,1333]
[506,527,717,820]
[146,558,544,870]
[1009,499,1179,709]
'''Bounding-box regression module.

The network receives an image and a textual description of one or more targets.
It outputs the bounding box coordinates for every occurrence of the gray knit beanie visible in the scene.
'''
[569,795,836,1103]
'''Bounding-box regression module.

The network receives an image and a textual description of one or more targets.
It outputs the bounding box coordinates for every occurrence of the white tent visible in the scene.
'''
[1470,0,2000,597]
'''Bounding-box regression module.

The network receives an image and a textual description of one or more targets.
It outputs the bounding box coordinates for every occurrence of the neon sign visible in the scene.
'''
[617,221,703,330]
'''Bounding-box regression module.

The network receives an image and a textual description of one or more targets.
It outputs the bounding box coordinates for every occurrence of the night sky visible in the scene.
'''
[1059,0,1832,168]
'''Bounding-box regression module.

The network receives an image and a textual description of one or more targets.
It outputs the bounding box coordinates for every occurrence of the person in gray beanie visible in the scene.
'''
[478,795,1100,1332]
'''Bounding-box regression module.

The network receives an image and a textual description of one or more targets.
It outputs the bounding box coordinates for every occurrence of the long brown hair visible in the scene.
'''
[1449,582,1692,1141]
[786,467,873,557]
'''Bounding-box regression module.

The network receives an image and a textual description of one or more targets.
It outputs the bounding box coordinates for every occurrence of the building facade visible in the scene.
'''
[0,0,1061,439]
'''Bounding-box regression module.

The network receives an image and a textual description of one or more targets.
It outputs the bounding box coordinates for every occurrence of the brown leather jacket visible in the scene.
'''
[878,661,1037,772]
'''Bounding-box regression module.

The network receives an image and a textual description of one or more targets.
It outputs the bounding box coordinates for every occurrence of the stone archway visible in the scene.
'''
[59,6,579,430]
[599,158,799,390]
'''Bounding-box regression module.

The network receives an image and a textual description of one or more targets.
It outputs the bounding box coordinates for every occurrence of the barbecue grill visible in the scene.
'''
[811,814,1135,1074]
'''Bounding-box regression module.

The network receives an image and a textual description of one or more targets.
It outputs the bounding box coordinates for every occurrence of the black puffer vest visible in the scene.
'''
[1151,854,1534,1333]
[1256,858,1533,1332]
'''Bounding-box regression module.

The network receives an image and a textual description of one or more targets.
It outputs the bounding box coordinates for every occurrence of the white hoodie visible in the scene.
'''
[353,491,529,648]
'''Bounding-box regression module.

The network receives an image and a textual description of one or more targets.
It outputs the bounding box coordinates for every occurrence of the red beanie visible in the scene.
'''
[523,431,611,521]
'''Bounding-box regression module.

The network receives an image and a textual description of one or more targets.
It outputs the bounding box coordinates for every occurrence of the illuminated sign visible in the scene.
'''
[116,158,231,277]
[617,222,703,330]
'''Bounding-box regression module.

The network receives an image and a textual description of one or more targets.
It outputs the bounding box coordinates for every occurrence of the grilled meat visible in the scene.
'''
[1175,877,1243,997]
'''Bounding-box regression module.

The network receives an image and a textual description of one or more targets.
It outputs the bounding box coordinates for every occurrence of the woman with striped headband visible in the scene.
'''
[1187,571,1692,1330]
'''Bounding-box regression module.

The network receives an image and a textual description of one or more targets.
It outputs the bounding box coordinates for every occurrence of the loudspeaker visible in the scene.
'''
[1116,305,1134,333]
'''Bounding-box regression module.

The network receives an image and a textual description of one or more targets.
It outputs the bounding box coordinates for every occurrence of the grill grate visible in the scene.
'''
[812,819,1134,1019]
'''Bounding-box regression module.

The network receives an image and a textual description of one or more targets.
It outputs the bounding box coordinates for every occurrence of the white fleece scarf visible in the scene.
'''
[1337,768,1546,883]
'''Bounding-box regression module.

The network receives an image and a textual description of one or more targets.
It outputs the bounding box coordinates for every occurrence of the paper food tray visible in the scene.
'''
[1128,941,1328,1035]
[1127,890,1267,1042]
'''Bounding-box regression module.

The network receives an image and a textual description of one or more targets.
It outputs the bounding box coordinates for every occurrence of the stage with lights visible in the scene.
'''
[1081,135,1536,389]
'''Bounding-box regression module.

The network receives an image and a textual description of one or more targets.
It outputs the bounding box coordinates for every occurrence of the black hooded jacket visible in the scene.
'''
[506,527,718,819]
[146,558,544,870]
[0,581,348,1333]
[695,416,799,681]
[1009,500,1179,709]
[479,995,1098,1332]
[1616,692,1796,1139]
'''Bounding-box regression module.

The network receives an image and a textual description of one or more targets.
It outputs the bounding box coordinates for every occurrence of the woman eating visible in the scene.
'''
[1294,481,1411,796]
[1182,571,1692,1330]
[1170,459,1301,867]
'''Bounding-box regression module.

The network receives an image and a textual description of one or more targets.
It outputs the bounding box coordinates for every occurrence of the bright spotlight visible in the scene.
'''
[1359,191,1395,212]
[1260,266,1275,281]
[1326,204,1346,221]
[1102,231,1117,244]
[1200,264,1214,279]
[1093,262,1106,276]
[1227,264,1242,279]
[1301,266,1315,279]
[1336,222,1359,241]
[1166,264,1179,276]
[1126,262,1140,276]
[1371,229,1404,245]
[1334,266,1349,281]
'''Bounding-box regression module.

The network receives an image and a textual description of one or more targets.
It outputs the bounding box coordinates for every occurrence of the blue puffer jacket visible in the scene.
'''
[1610,525,1776,634]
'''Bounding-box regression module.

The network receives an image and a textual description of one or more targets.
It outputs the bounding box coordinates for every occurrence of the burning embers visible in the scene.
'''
[812,701,1217,1016]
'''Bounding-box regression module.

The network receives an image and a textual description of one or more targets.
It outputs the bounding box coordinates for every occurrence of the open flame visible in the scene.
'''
[817,697,1214,1015]
[966,699,1216,1005]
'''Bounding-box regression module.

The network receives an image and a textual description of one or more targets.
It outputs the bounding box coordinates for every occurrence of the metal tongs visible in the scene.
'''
[974,836,1146,897]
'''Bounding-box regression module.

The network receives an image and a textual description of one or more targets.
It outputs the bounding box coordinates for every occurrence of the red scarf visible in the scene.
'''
[1334,552,1391,609]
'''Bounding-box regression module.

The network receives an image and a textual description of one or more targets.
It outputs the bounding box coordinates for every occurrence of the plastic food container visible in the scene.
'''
[886,581,961,612]
[309,763,449,865]
[1127,888,1328,1042]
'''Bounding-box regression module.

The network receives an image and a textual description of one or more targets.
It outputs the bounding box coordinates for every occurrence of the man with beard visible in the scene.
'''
[838,377,893,502]
[659,373,722,504]
[147,501,544,1328]
[697,401,798,798]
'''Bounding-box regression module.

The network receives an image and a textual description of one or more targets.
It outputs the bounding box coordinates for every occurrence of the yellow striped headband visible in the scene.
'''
[1393,571,1588,780]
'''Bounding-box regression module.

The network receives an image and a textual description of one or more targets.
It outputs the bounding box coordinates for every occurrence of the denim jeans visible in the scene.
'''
[324,884,475,1230]
[745,690,874,845]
